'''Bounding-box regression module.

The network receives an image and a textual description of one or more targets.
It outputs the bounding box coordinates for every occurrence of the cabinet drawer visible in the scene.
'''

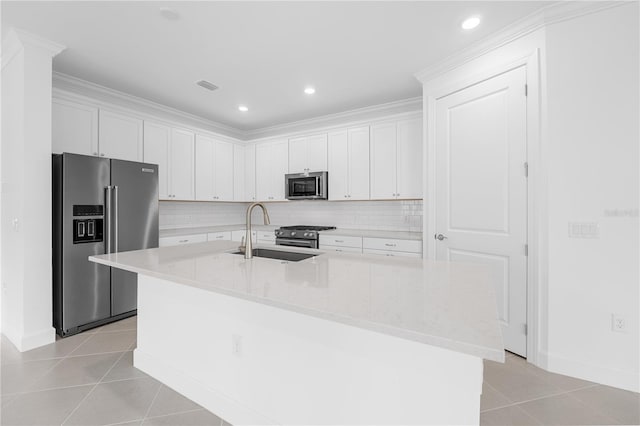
[322,245,363,254]
[207,231,232,241]
[159,234,207,247]
[256,231,276,241]
[319,235,363,248]
[231,230,257,242]
[363,249,422,258]
[363,237,422,253]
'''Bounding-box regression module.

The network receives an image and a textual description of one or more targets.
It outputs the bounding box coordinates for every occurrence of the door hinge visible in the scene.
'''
[525,244,529,256]
[524,162,529,177]
[525,84,528,97]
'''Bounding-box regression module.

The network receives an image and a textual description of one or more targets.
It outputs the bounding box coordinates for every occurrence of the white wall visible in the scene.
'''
[544,3,639,392]
[1,29,64,351]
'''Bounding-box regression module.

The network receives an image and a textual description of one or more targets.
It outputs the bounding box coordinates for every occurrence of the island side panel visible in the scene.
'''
[134,275,484,425]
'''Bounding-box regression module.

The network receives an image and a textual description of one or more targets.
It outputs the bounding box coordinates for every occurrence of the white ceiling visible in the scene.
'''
[2,1,552,131]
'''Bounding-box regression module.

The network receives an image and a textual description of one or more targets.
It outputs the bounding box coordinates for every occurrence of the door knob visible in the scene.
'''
[435,233,448,241]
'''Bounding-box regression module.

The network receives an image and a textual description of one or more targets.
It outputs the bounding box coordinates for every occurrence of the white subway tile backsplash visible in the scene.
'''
[160,200,423,232]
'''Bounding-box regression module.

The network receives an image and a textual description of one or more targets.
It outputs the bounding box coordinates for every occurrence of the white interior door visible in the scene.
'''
[434,66,528,356]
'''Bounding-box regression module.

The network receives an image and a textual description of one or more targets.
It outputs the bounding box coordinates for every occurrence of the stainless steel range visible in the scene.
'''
[275,225,336,249]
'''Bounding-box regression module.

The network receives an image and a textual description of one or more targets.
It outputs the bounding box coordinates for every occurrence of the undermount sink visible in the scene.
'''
[232,248,318,262]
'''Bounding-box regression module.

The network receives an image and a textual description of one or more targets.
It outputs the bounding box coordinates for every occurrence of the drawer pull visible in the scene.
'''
[384,243,396,247]
[179,239,188,243]
[334,240,344,243]
[216,236,224,239]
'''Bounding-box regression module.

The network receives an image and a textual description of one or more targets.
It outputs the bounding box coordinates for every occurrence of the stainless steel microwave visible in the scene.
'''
[285,172,328,200]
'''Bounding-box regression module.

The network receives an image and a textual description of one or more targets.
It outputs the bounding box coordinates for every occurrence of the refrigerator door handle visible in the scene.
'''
[113,185,119,253]
[105,186,113,253]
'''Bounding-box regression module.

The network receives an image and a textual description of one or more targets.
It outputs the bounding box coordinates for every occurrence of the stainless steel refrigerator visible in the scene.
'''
[52,153,159,337]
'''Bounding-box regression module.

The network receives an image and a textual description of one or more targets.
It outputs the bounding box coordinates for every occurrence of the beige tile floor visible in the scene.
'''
[1,316,638,425]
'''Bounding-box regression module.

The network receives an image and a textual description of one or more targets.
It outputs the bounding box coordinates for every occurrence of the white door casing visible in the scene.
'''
[434,66,528,356]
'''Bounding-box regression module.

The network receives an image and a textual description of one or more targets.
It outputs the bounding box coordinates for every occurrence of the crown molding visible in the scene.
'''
[245,96,423,140]
[52,72,246,140]
[414,1,626,83]
[2,28,65,69]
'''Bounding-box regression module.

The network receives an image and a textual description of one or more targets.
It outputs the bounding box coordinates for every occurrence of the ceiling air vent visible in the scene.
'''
[196,80,219,91]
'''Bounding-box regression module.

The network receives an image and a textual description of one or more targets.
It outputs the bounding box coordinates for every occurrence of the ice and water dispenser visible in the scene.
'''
[72,205,104,244]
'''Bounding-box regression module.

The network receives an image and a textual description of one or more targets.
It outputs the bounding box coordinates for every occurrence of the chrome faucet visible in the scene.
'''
[243,202,270,259]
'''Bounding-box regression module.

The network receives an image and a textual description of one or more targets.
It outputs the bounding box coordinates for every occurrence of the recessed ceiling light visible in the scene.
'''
[159,7,180,21]
[462,16,480,30]
[238,105,249,112]
[304,87,316,95]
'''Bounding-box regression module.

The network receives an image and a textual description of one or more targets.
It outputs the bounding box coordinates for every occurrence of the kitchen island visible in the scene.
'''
[90,241,504,425]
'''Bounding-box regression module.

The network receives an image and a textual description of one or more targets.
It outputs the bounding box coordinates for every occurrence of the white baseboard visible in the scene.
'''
[542,351,639,393]
[3,326,56,352]
[133,349,276,425]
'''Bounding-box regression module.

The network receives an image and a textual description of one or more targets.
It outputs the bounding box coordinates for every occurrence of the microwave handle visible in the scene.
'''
[316,176,320,195]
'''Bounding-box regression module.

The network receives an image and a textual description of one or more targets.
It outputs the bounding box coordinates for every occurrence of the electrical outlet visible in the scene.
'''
[568,222,599,238]
[232,334,243,357]
[612,314,627,333]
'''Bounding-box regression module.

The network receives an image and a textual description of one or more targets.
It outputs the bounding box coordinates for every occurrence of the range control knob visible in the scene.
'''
[303,232,310,237]
[291,231,297,236]
[275,230,282,236]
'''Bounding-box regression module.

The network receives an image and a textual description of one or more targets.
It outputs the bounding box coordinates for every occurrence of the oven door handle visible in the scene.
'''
[276,238,316,249]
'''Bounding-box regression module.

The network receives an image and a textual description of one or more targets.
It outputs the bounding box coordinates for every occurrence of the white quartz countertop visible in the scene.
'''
[160,225,421,240]
[90,242,504,362]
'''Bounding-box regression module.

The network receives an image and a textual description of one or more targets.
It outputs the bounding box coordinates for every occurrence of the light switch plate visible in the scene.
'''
[568,222,599,238]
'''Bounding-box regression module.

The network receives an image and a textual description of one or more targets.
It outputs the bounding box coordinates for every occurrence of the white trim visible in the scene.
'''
[421,50,543,365]
[414,1,623,84]
[3,326,57,352]
[245,97,422,140]
[2,28,66,69]
[542,351,640,393]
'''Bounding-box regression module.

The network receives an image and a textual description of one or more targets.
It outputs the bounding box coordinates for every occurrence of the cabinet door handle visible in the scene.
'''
[384,243,396,247]
[335,240,344,243]
[93,152,98,156]
[179,239,188,243]
[100,153,105,157]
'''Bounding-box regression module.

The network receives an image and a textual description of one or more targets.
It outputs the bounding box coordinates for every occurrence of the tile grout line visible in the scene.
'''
[480,383,601,414]
[141,383,164,422]
[142,408,209,422]
[60,348,131,425]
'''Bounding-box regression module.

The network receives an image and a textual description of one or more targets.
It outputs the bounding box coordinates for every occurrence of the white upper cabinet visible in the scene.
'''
[256,140,288,201]
[169,128,195,200]
[195,135,234,201]
[370,118,422,200]
[328,126,370,200]
[143,122,170,199]
[288,134,328,173]
[233,144,245,202]
[245,144,257,202]
[396,118,423,199]
[52,99,98,156]
[370,123,398,199]
[98,109,143,162]
[143,123,195,201]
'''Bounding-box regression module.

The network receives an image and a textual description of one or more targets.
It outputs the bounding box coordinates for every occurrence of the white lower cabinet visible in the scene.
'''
[159,234,207,247]
[363,249,422,258]
[323,246,363,254]
[207,231,232,241]
[231,230,257,243]
[363,237,422,258]
[256,230,276,245]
